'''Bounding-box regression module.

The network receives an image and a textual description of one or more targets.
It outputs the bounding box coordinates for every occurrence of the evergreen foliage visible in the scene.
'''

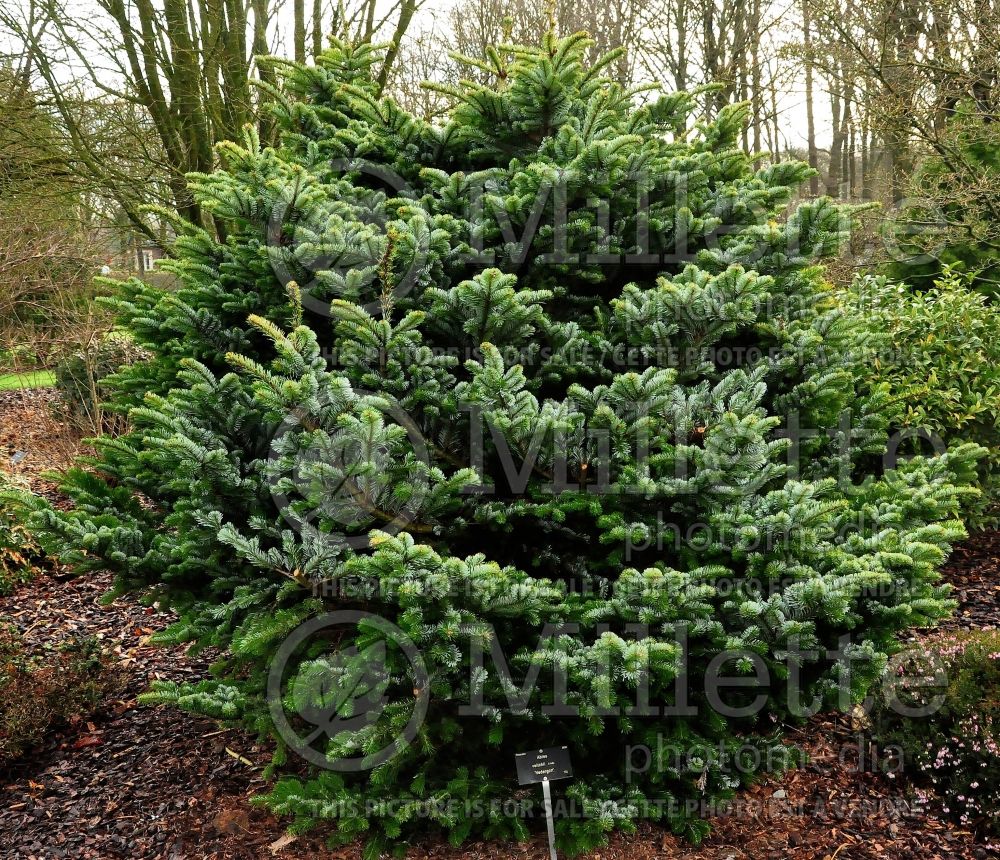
[849,269,1000,527]
[887,108,1000,297]
[28,33,982,853]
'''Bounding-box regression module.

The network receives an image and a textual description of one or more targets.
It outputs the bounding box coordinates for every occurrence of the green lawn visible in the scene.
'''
[0,370,56,390]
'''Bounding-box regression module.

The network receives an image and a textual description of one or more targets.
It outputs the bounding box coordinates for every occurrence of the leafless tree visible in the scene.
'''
[0,0,422,237]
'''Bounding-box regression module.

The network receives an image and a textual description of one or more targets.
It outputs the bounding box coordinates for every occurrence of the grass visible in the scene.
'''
[0,371,55,390]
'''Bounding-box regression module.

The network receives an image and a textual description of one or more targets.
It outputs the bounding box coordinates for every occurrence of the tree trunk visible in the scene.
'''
[770,69,781,159]
[375,0,418,94]
[312,0,323,57]
[294,0,306,62]
[847,103,857,198]
[749,0,762,153]
[802,0,819,195]
[826,84,844,197]
[860,117,871,201]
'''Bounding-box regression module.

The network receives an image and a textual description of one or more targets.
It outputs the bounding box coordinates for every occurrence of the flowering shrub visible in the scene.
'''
[874,629,1000,836]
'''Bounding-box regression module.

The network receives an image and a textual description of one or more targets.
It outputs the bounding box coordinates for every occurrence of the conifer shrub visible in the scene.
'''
[27,34,982,853]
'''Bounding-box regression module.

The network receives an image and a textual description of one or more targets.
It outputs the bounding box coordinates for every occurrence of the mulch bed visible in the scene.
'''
[938,528,1000,631]
[1,387,998,859]
[0,388,85,506]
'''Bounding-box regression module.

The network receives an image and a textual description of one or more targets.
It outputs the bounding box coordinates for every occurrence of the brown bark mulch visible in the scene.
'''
[0,388,84,506]
[1,387,998,859]
[938,527,1000,631]
[0,570,281,860]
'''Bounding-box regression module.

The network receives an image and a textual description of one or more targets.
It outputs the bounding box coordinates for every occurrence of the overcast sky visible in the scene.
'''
[0,0,834,149]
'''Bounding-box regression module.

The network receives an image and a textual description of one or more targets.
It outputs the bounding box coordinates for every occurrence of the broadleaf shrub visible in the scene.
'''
[887,108,1000,298]
[28,34,982,852]
[848,269,1000,526]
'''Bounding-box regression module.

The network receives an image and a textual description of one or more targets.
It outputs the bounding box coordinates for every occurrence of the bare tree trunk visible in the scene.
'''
[703,1,721,112]
[847,103,857,198]
[734,3,748,149]
[802,0,819,195]
[769,69,781,159]
[884,2,922,202]
[312,0,323,57]
[749,0,762,153]
[375,0,419,94]
[294,0,306,62]
[827,80,844,197]
[860,116,871,200]
[674,0,688,91]
[251,0,276,144]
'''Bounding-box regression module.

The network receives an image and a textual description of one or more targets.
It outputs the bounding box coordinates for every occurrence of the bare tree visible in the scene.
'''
[801,0,820,193]
[638,0,792,156]
[0,65,103,366]
[384,25,455,120]
[0,0,422,237]
[446,0,641,83]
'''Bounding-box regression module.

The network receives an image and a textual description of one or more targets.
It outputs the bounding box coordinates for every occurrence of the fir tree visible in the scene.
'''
[28,32,982,854]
